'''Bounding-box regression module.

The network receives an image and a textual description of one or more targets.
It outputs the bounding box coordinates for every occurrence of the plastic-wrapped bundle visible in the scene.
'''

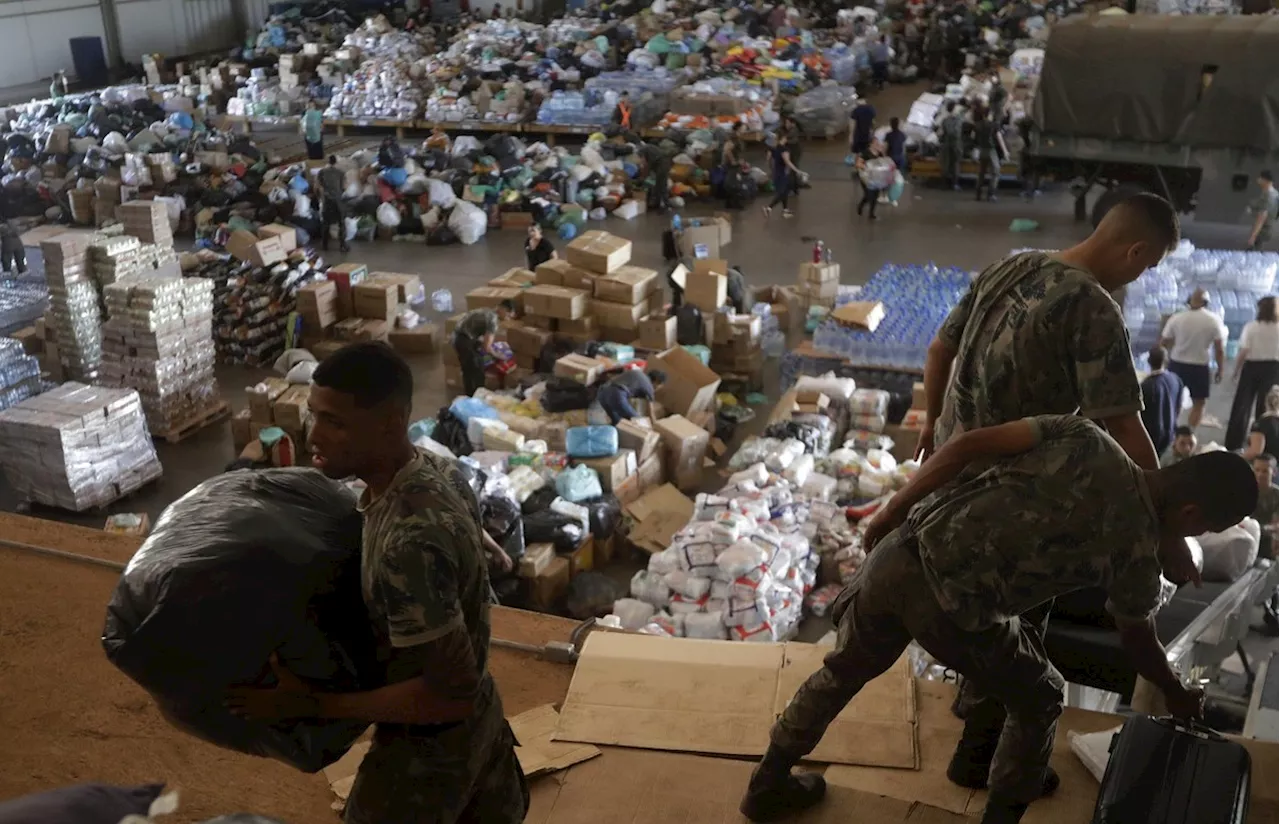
[663,569,712,599]
[790,85,857,136]
[554,464,602,503]
[685,612,728,640]
[101,469,377,772]
[566,425,618,458]
[729,436,784,470]
[694,493,734,521]
[765,439,806,472]
[632,570,674,607]
[612,597,657,630]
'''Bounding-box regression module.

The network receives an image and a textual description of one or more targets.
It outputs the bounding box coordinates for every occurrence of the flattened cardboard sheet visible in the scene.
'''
[553,633,918,768]
[513,703,601,777]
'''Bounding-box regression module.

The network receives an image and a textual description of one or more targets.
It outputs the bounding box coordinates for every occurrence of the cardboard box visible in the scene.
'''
[803,278,840,300]
[566,231,632,274]
[467,286,522,312]
[554,354,604,385]
[506,324,553,357]
[624,483,695,554]
[712,213,733,246]
[577,449,637,492]
[614,473,643,505]
[312,339,347,361]
[327,263,368,318]
[653,347,721,417]
[388,323,439,354]
[258,223,298,252]
[529,556,571,611]
[230,407,252,451]
[686,266,728,313]
[353,280,398,320]
[298,281,338,329]
[754,285,801,333]
[525,314,558,332]
[272,384,310,432]
[559,265,597,292]
[247,377,290,424]
[524,285,587,320]
[559,316,596,337]
[637,453,665,488]
[677,223,721,260]
[369,272,424,305]
[616,419,660,462]
[535,260,569,286]
[519,543,556,578]
[226,229,286,268]
[501,211,535,230]
[590,299,645,330]
[831,301,886,333]
[334,318,389,343]
[637,316,677,350]
[490,267,535,287]
[654,414,711,492]
[561,535,595,578]
[594,265,659,305]
[799,262,840,284]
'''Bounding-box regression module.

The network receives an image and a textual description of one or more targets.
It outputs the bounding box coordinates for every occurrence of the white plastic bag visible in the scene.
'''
[612,598,657,630]
[1198,521,1259,583]
[427,178,457,208]
[448,200,488,246]
[376,202,402,227]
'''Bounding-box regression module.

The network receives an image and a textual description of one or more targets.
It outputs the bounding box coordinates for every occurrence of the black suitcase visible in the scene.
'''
[1092,715,1251,824]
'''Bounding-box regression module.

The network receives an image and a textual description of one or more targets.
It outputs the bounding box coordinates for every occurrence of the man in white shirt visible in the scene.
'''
[1161,287,1227,429]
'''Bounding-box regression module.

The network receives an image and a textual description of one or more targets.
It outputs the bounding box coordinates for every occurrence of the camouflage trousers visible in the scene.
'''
[344,676,529,824]
[940,142,961,185]
[770,529,1065,805]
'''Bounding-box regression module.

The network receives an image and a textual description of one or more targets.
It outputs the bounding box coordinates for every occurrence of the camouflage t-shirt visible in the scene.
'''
[908,414,1162,631]
[358,448,492,682]
[934,251,1142,449]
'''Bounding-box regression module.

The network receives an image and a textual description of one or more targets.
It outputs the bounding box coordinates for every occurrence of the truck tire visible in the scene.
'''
[1091,184,1149,229]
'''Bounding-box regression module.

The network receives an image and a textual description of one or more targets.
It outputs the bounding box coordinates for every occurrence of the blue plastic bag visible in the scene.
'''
[555,464,603,502]
[558,222,579,240]
[565,425,618,458]
[381,167,409,188]
[844,154,856,166]
[449,397,498,425]
[288,174,309,193]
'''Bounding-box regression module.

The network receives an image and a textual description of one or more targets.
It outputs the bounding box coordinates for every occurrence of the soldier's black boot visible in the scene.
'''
[947,719,1061,797]
[739,747,826,822]
[980,799,1030,824]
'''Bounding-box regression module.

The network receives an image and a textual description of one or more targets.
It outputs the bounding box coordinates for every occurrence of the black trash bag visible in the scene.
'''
[582,495,622,541]
[481,492,523,540]
[566,571,620,619]
[101,469,378,773]
[764,421,823,455]
[541,376,594,413]
[0,784,166,824]
[455,458,487,499]
[502,518,525,563]
[433,408,472,456]
[521,485,559,515]
[427,222,459,246]
[523,510,584,551]
[676,304,704,346]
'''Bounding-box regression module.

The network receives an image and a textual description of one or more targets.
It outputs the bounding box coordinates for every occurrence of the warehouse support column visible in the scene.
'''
[229,0,250,49]
[98,0,124,74]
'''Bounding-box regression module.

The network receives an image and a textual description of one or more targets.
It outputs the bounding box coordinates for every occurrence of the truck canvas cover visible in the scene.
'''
[1034,15,1278,152]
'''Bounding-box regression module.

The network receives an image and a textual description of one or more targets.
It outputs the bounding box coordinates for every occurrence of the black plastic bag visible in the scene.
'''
[521,486,558,515]
[541,376,594,413]
[481,492,523,539]
[676,304,704,346]
[523,510,584,551]
[582,495,622,541]
[433,408,472,456]
[0,784,165,824]
[101,469,378,773]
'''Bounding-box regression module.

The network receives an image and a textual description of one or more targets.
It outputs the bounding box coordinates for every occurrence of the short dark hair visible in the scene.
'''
[647,369,667,385]
[1162,451,1258,528]
[1261,170,1274,183]
[890,116,900,130]
[946,101,956,112]
[312,342,413,410]
[1257,295,1277,323]
[1175,425,1194,438]
[328,155,337,165]
[1254,454,1277,469]
[1147,345,1167,370]
[499,299,516,313]
[1105,192,1181,253]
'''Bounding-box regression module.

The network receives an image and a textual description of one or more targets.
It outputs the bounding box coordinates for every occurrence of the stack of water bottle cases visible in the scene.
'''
[1121,247,1279,370]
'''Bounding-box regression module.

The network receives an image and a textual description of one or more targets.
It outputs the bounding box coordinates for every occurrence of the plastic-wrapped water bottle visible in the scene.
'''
[431,289,453,313]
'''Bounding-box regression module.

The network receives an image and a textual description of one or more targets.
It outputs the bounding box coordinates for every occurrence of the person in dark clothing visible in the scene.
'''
[452,301,515,396]
[970,106,1006,202]
[536,337,581,374]
[1017,116,1039,199]
[596,369,666,425]
[869,35,891,91]
[884,117,908,174]
[317,155,349,253]
[644,142,673,212]
[1140,346,1185,458]
[726,265,748,314]
[763,135,801,219]
[1226,296,1279,451]
[525,224,556,270]
[1245,387,1280,464]
[849,99,876,155]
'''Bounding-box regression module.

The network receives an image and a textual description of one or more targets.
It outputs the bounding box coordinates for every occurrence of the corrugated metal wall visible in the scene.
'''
[0,0,110,88]
[115,0,239,63]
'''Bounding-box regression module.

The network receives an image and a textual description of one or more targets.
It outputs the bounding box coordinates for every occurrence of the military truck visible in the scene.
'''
[1029,14,1279,226]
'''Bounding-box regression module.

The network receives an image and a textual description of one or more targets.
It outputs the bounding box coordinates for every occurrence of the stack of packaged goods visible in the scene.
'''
[654,77,773,133]
[117,200,174,248]
[0,382,163,512]
[709,306,764,390]
[324,18,431,121]
[0,338,44,411]
[588,254,662,347]
[90,235,143,295]
[100,275,222,436]
[41,233,103,383]
[233,376,312,455]
[797,259,840,312]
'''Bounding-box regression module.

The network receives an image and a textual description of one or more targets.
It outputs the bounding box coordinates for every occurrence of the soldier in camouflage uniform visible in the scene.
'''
[227,342,527,824]
[740,415,1254,824]
[938,101,963,190]
[908,194,1187,814]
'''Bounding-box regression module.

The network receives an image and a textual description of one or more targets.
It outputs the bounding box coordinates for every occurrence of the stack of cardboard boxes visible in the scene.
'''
[41,233,103,383]
[117,200,173,248]
[297,266,434,360]
[709,308,764,390]
[797,260,841,311]
[99,275,223,436]
[673,214,732,260]
[232,376,312,454]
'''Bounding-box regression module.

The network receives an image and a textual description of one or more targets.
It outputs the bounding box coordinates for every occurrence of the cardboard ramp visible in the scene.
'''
[553,633,918,768]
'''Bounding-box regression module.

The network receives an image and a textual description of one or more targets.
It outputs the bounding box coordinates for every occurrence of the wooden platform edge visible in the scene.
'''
[154,400,231,444]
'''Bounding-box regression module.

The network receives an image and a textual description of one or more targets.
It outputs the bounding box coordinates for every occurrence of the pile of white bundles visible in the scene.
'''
[619,456,869,643]
[42,233,103,383]
[99,275,221,433]
[325,18,432,121]
[0,383,162,511]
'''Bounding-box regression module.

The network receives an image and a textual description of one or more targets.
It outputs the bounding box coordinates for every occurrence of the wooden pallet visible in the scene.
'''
[154,401,231,444]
